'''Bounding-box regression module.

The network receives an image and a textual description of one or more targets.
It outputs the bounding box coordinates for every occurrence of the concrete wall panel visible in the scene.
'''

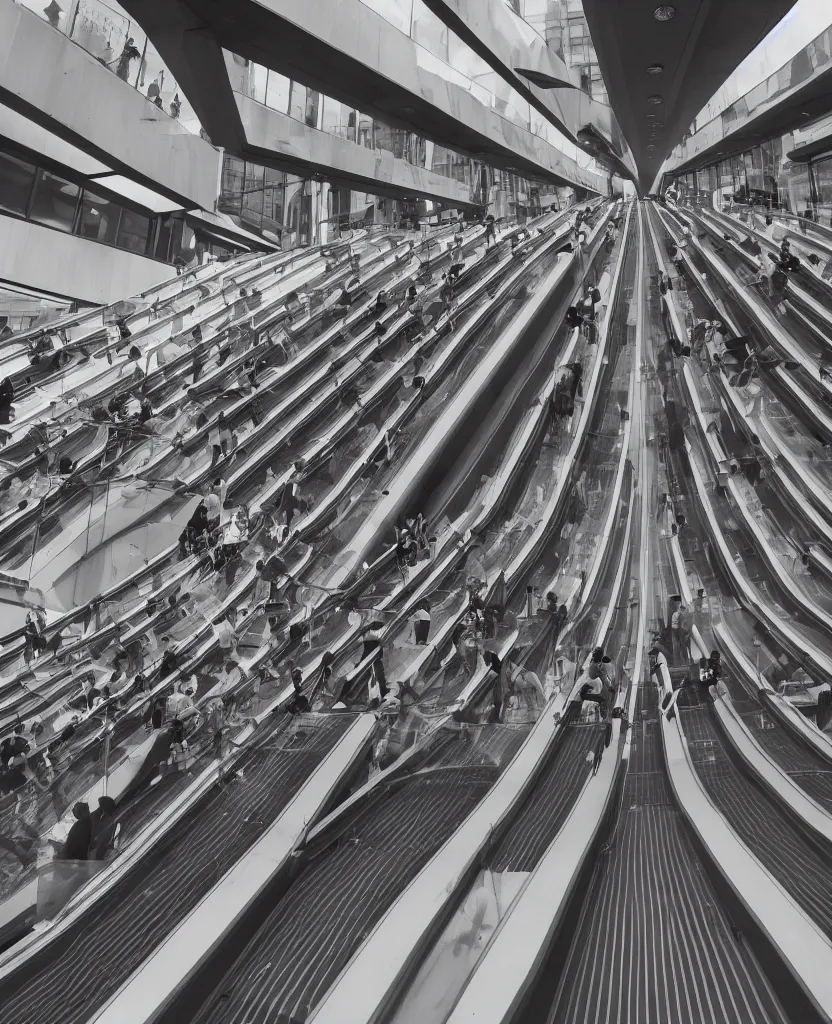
[0,0,221,210]
[237,93,472,204]
[0,215,175,304]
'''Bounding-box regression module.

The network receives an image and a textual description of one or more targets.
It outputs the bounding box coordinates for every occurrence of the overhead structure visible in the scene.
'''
[117,0,609,194]
[663,22,832,176]
[420,0,638,181]
[580,0,798,192]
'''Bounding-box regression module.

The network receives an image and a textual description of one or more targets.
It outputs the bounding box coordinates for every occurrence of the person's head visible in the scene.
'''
[224,660,237,674]
[13,722,24,736]
[546,591,557,607]
[377,290,386,303]
[127,36,134,45]
[699,657,709,669]
[73,801,90,821]
[291,668,303,689]
[98,796,117,816]
[591,646,604,662]
[256,559,265,573]
[710,650,720,662]
[240,288,248,297]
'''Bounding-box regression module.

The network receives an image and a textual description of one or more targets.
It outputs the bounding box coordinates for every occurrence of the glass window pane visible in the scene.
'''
[29,169,80,231]
[249,63,267,104]
[117,209,151,253]
[321,97,356,141]
[357,113,374,148]
[265,70,291,114]
[0,151,37,216]
[219,156,245,218]
[304,90,321,129]
[70,0,131,65]
[263,168,285,238]
[288,82,306,123]
[77,191,121,244]
[242,163,265,226]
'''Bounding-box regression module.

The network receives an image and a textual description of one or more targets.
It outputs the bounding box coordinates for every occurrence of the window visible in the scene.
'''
[219,156,245,219]
[77,191,121,244]
[154,213,185,261]
[0,151,37,216]
[304,90,321,129]
[249,63,268,104]
[263,168,285,236]
[242,162,265,226]
[322,97,357,141]
[29,169,80,231]
[357,113,374,149]
[288,82,306,123]
[117,209,151,253]
[265,70,291,114]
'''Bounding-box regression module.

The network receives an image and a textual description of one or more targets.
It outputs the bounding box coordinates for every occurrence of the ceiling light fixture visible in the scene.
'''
[653,5,676,20]
[647,95,664,105]
[646,64,665,74]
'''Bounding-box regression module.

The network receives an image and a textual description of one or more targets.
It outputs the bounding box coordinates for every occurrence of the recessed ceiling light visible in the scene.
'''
[647,64,665,74]
[647,95,664,105]
[654,5,676,20]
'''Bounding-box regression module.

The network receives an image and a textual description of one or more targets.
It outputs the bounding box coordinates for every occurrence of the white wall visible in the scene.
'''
[0,216,176,304]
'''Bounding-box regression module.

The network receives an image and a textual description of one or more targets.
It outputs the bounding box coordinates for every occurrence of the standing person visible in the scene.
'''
[410,601,431,645]
[89,797,119,860]
[413,513,428,557]
[579,283,602,322]
[159,639,179,679]
[670,601,689,665]
[483,213,496,248]
[678,602,693,663]
[147,71,164,106]
[210,413,228,467]
[587,647,614,697]
[573,668,607,718]
[24,607,47,663]
[395,526,417,583]
[60,803,93,860]
[439,275,456,324]
[205,477,226,527]
[286,668,310,715]
[170,93,181,119]
[256,554,288,603]
[115,37,141,82]
[214,613,237,655]
[358,622,387,707]
[1,723,30,770]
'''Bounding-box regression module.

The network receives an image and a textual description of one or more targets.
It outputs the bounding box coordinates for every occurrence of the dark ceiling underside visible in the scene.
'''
[581,0,797,191]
